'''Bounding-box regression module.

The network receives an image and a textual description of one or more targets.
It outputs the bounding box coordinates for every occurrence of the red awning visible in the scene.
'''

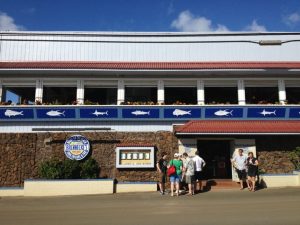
[1,61,300,70]
[175,120,300,135]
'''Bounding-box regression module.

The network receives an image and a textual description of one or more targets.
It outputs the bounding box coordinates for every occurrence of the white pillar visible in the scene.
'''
[35,80,43,103]
[117,80,125,105]
[238,80,246,105]
[0,80,2,102]
[157,80,164,105]
[278,79,286,105]
[197,80,205,105]
[76,80,84,105]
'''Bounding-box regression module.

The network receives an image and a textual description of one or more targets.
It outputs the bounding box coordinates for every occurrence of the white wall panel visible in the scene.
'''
[1,32,300,62]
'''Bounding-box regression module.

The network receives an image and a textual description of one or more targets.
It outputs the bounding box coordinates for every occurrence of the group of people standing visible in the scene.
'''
[157,148,259,196]
[231,148,259,192]
[156,151,206,196]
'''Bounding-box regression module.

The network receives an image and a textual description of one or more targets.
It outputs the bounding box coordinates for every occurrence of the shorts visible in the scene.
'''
[194,171,203,181]
[247,168,257,178]
[158,172,166,183]
[185,175,195,184]
[236,169,247,180]
[170,174,180,183]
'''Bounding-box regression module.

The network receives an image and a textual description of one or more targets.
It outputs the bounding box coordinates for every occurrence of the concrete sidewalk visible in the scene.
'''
[0,187,300,225]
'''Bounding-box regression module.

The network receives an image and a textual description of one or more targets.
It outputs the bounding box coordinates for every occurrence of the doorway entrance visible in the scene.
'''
[197,140,232,179]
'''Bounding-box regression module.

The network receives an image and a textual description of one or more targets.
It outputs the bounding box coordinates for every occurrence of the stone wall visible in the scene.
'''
[1,132,299,187]
[0,131,178,187]
[256,136,299,174]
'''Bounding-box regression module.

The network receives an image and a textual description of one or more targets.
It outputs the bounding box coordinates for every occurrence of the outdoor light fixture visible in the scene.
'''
[259,40,282,45]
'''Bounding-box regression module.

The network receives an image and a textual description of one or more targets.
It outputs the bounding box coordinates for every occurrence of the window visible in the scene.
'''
[43,87,77,105]
[165,87,197,105]
[286,87,300,104]
[2,86,35,105]
[205,87,238,104]
[85,87,117,105]
[246,87,279,104]
[125,87,157,104]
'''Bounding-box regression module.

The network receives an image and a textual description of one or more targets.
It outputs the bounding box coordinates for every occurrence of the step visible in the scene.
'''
[203,179,240,190]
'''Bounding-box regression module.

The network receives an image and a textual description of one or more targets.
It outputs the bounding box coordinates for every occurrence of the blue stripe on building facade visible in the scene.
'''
[0,106,299,121]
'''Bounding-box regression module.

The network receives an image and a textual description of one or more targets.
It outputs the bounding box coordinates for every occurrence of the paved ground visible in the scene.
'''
[1,187,300,225]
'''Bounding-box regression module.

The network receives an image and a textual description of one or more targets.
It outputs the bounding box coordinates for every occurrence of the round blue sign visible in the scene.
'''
[64,135,90,160]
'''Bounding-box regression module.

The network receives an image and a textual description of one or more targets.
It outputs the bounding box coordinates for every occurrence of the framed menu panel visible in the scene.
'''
[115,147,155,168]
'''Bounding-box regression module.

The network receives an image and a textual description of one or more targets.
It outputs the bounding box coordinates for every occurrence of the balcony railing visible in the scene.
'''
[0,104,299,121]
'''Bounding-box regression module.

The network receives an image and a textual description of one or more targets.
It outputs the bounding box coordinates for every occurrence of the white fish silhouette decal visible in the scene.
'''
[46,110,65,117]
[173,109,191,117]
[131,110,150,116]
[259,109,276,116]
[92,110,108,116]
[4,109,24,117]
[214,109,233,116]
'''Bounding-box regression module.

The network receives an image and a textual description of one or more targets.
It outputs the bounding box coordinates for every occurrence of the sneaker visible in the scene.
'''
[160,191,164,195]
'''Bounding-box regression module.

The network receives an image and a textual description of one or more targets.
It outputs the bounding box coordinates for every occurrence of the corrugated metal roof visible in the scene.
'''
[175,120,300,134]
[1,61,300,70]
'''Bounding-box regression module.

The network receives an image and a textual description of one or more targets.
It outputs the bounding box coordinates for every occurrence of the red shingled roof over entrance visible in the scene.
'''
[175,120,300,134]
[1,61,300,70]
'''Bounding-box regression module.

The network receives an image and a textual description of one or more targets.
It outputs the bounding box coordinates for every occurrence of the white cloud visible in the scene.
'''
[0,11,25,31]
[244,20,267,32]
[171,10,229,32]
[283,12,300,26]
[171,10,269,33]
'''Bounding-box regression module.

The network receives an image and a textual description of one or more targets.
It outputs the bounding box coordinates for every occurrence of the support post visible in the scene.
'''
[157,80,164,105]
[117,80,125,105]
[238,80,246,105]
[197,80,205,105]
[35,80,43,104]
[278,79,286,105]
[0,80,2,102]
[76,80,84,105]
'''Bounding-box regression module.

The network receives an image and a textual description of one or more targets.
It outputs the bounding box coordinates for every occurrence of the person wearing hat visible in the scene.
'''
[168,153,183,196]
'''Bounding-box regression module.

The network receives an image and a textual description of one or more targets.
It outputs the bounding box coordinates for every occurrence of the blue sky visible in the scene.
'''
[0,0,300,32]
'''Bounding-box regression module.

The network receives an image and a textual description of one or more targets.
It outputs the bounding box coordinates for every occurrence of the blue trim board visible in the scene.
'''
[0,105,300,122]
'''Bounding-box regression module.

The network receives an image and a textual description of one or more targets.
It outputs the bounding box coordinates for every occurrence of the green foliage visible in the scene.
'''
[80,158,100,179]
[39,159,64,179]
[63,160,81,179]
[38,158,100,179]
[288,147,300,170]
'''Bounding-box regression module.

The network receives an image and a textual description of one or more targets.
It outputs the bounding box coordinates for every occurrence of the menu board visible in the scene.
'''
[115,147,155,168]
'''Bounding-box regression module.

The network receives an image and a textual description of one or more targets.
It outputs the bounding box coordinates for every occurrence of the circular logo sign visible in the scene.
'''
[64,135,90,160]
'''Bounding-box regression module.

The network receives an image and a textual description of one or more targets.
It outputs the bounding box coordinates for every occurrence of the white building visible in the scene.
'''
[1,31,300,182]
